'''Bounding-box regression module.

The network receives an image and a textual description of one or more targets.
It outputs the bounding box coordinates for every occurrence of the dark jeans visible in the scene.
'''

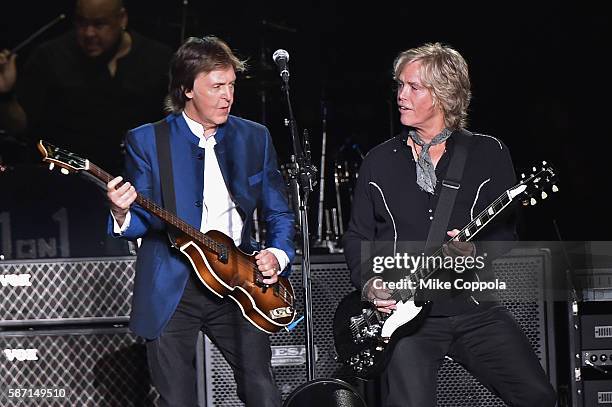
[146,274,281,407]
[383,303,556,407]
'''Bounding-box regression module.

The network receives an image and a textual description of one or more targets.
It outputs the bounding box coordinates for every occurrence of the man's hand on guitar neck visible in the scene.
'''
[107,176,137,227]
[443,229,476,258]
[363,278,397,314]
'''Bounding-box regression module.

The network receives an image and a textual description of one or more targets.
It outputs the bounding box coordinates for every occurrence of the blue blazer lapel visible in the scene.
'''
[214,122,248,219]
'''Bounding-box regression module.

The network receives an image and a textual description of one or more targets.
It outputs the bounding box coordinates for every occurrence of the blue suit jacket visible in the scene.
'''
[109,113,295,339]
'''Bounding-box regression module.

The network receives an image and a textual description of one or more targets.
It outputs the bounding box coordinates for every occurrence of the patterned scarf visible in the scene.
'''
[409,128,452,194]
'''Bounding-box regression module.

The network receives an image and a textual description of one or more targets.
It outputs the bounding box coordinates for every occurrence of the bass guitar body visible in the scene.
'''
[176,230,296,334]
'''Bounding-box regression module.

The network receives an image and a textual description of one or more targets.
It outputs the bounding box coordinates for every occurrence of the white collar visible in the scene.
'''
[182,111,217,142]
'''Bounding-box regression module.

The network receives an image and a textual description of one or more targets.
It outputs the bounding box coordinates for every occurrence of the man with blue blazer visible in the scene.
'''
[106,36,295,407]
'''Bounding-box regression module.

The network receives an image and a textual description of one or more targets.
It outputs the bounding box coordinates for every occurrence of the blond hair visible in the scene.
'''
[393,42,471,129]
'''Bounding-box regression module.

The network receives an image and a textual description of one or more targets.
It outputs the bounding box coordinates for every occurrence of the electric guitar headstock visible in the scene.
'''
[509,161,559,206]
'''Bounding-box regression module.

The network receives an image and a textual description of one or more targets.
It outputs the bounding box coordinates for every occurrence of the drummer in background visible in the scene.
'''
[0,0,172,173]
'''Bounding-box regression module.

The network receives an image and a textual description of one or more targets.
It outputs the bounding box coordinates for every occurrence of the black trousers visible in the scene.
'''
[146,274,281,407]
[383,303,556,407]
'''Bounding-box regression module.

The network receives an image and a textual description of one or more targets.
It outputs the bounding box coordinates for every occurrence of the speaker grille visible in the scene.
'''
[0,257,135,326]
[0,328,158,406]
[436,248,552,406]
[205,258,355,406]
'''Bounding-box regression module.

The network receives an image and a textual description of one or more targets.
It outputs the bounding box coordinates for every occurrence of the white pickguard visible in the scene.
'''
[380,300,423,338]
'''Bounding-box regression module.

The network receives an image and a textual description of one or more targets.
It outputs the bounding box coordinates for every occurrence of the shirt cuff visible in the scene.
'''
[111,211,131,235]
[265,247,290,273]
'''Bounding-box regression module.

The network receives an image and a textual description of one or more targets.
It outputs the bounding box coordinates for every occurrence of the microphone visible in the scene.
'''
[272,49,290,82]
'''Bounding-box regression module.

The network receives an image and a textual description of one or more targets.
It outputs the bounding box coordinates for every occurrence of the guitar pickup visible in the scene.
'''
[269,306,293,319]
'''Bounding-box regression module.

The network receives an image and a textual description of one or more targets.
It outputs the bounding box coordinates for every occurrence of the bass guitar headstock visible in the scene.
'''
[37,140,88,175]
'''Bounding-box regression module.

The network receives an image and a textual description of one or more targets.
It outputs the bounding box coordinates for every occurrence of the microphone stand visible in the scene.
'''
[278,74,319,381]
[180,0,189,42]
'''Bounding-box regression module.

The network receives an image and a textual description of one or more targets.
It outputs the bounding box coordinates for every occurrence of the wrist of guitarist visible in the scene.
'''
[107,176,137,228]
[363,277,397,314]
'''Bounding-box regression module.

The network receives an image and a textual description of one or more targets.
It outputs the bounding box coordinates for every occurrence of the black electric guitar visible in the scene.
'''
[333,163,558,378]
[37,140,296,334]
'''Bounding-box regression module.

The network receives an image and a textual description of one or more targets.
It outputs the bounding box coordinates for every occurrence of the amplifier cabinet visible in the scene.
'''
[203,249,557,406]
[583,380,612,407]
[580,314,612,350]
[0,256,135,327]
[204,257,355,406]
[436,248,556,406]
[0,327,158,406]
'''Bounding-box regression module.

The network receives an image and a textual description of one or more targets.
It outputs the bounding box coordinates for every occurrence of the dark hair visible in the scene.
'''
[164,36,247,113]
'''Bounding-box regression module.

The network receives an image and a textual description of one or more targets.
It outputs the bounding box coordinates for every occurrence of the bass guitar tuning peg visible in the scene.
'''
[530,197,537,206]
[552,185,559,193]
[60,168,70,175]
[48,163,55,171]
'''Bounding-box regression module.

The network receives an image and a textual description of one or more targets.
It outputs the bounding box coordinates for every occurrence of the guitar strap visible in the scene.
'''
[154,118,179,247]
[423,129,473,255]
